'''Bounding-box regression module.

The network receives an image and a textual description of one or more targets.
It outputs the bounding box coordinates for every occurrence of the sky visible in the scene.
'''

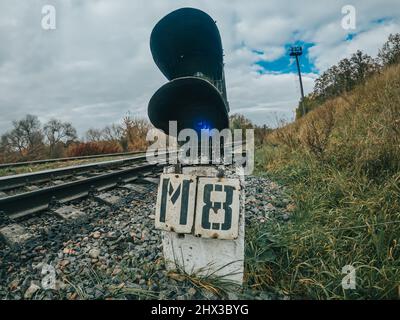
[0,0,399,137]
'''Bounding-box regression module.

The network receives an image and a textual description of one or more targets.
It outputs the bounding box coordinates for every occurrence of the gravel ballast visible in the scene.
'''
[0,174,293,300]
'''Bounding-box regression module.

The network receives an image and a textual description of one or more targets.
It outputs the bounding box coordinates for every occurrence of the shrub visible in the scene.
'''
[66,141,122,157]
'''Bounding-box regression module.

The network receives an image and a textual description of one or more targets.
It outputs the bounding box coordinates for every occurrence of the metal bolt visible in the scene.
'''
[216,169,224,178]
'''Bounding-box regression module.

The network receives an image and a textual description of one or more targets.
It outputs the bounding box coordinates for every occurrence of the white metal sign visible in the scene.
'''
[155,173,240,240]
[155,174,196,233]
[194,177,240,240]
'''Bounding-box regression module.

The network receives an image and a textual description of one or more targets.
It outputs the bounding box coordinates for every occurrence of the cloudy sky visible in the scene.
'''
[0,0,399,137]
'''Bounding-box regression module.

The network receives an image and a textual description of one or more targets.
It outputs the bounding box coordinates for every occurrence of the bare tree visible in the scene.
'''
[85,128,103,142]
[229,113,254,130]
[0,114,44,160]
[102,124,124,142]
[122,115,151,151]
[44,119,77,157]
[102,123,128,151]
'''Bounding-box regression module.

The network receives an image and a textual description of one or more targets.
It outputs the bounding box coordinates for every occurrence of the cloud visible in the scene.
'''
[0,0,399,135]
[226,66,317,126]
[309,21,400,71]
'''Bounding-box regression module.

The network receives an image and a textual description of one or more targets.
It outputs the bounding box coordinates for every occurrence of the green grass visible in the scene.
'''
[247,143,400,299]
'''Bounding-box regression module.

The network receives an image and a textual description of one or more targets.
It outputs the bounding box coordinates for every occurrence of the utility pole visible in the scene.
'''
[289,46,305,116]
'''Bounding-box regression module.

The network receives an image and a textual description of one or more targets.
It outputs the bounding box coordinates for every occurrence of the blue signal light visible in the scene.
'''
[196,120,211,131]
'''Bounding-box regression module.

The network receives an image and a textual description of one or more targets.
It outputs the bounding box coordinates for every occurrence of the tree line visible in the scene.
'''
[0,112,271,163]
[0,114,151,163]
[229,113,272,146]
[296,33,400,118]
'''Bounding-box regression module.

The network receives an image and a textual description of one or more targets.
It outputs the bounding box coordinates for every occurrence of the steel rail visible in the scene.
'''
[0,163,159,220]
[0,142,246,191]
[0,143,246,219]
[0,154,149,192]
[0,150,145,170]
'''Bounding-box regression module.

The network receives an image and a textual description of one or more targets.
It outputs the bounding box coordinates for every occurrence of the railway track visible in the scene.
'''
[0,154,155,195]
[0,142,254,300]
[0,150,145,170]
[0,164,162,251]
[0,154,161,221]
[0,142,247,247]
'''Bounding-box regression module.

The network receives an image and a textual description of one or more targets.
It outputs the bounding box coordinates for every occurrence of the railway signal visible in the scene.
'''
[149,8,245,284]
[148,7,230,135]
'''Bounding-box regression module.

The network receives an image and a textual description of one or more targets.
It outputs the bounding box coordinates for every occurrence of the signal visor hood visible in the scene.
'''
[148,77,229,135]
[150,7,224,81]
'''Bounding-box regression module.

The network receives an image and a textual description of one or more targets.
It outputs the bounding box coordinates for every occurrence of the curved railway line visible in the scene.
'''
[0,143,247,248]
[0,154,162,221]
[0,151,145,170]
[0,154,154,195]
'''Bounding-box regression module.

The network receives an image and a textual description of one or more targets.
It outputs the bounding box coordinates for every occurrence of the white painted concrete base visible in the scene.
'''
[161,165,245,285]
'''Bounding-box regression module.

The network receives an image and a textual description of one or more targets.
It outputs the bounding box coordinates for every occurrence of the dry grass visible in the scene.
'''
[268,63,400,177]
[67,141,122,157]
[165,260,242,299]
